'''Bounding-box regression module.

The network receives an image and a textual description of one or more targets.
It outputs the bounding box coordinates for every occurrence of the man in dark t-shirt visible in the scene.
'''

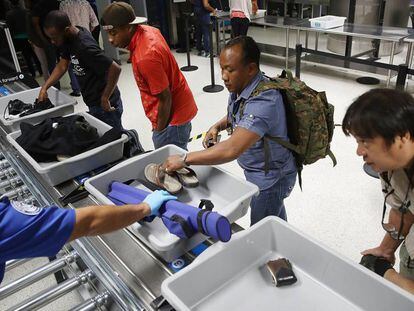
[38,10,123,129]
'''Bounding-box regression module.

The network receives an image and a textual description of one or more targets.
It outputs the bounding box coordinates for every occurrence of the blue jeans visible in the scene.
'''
[68,64,80,93]
[88,98,123,130]
[250,170,297,226]
[195,13,211,52]
[152,122,192,150]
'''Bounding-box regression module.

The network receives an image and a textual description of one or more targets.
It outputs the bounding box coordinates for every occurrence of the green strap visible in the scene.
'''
[327,149,337,167]
[264,135,300,154]
[266,135,337,167]
[281,70,294,82]
[297,168,303,191]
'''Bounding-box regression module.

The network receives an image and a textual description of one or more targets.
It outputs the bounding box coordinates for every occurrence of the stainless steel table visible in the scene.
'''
[251,17,308,69]
[253,17,410,86]
[403,34,414,80]
[213,11,231,56]
[289,22,411,86]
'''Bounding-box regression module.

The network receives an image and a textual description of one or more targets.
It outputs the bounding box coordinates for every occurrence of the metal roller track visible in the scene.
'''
[69,291,111,311]
[7,269,95,311]
[0,251,79,299]
[5,258,31,272]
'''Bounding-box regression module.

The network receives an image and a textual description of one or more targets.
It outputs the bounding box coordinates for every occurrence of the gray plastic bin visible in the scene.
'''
[0,87,77,133]
[161,217,414,311]
[7,112,128,186]
[84,145,259,262]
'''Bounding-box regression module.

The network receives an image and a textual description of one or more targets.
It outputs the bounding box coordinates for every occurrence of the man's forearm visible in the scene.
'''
[378,233,401,255]
[43,59,69,90]
[186,127,260,165]
[101,62,121,101]
[212,116,229,132]
[186,140,239,165]
[69,203,150,241]
[156,90,172,131]
[384,269,414,294]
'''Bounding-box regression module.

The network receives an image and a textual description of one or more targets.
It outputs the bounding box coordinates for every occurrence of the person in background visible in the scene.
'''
[342,88,414,294]
[229,0,258,38]
[6,0,42,77]
[101,2,198,150]
[86,0,101,43]
[25,0,50,82]
[31,0,60,88]
[192,0,216,57]
[59,0,99,97]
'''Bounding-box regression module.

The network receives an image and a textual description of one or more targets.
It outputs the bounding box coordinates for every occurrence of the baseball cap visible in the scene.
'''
[101,2,144,30]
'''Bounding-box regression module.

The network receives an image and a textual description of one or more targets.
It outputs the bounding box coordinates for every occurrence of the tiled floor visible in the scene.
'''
[3,24,414,309]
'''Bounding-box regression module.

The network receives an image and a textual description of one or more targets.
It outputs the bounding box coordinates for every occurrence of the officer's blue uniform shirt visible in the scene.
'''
[0,197,75,283]
[227,72,296,190]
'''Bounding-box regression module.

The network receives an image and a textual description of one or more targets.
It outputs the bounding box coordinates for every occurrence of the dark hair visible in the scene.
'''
[44,10,71,31]
[342,88,414,147]
[223,36,260,67]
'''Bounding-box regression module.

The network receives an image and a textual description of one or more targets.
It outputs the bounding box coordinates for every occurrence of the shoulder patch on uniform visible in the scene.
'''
[11,201,42,216]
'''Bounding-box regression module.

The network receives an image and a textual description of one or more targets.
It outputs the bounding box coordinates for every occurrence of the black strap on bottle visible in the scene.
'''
[196,209,209,235]
[198,199,214,211]
[170,214,194,238]
[196,199,215,236]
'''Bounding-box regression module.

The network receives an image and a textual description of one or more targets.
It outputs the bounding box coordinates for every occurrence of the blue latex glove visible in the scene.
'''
[143,190,177,216]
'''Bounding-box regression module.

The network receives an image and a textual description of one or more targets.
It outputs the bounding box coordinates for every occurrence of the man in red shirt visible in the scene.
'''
[101,2,198,150]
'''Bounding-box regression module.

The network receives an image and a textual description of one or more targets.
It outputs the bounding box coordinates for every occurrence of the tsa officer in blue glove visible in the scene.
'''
[0,190,176,283]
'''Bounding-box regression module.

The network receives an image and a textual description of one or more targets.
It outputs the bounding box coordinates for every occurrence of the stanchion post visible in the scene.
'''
[396,64,408,91]
[203,22,224,93]
[295,44,302,79]
[180,13,198,72]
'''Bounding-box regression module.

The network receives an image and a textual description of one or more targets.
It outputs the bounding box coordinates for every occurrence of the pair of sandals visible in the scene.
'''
[144,163,199,194]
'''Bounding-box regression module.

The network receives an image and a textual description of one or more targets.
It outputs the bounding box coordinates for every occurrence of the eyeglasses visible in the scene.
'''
[381,188,411,241]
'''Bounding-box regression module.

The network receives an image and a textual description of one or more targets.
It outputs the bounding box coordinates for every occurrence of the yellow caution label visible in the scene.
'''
[188,132,207,142]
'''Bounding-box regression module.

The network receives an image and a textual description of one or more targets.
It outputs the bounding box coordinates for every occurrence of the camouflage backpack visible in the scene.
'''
[240,70,337,187]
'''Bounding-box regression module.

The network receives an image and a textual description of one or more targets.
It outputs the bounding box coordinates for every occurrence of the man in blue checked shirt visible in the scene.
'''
[0,190,176,283]
[164,36,297,226]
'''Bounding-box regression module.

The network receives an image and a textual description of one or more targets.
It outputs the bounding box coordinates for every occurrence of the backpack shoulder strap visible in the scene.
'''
[264,135,299,153]
[251,80,281,98]
[239,79,283,118]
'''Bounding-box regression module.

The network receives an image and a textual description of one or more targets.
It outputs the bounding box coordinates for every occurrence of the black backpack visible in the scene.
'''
[122,129,145,158]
